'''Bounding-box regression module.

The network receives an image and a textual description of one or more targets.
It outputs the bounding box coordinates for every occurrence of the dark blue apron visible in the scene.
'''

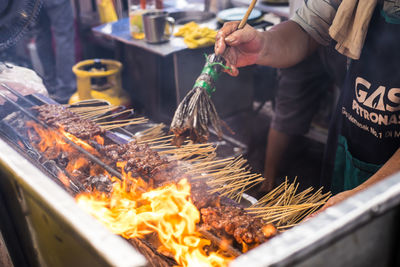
[322,6,400,194]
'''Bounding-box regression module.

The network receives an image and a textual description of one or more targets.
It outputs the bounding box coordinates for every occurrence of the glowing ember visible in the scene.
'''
[57,171,70,187]
[76,178,232,266]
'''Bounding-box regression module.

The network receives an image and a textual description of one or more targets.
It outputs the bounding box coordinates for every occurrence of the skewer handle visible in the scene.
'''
[238,0,258,30]
[217,0,258,64]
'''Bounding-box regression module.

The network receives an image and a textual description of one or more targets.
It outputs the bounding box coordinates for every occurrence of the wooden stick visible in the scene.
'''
[238,0,258,29]
[70,101,331,230]
[98,117,148,125]
[101,120,148,130]
[197,227,241,257]
[92,109,134,121]
[135,124,166,142]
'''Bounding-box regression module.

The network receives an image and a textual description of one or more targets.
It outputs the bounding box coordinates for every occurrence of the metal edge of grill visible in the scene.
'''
[0,138,147,267]
[232,172,400,267]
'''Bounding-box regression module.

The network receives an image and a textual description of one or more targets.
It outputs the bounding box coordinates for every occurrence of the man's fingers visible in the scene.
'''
[223,64,239,77]
[304,200,333,221]
[224,24,258,47]
[215,36,226,55]
[215,21,240,55]
[216,21,240,40]
[215,22,259,70]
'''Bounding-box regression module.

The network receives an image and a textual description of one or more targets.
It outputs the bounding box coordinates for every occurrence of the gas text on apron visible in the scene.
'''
[323,6,400,194]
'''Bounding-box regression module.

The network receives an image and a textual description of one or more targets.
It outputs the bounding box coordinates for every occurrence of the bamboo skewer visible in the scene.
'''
[137,135,175,144]
[238,0,258,29]
[65,103,331,230]
[134,123,167,142]
[93,109,134,121]
[98,117,148,125]
[70,106,119,118]
[243,178,331,228]
[101,120,148,130]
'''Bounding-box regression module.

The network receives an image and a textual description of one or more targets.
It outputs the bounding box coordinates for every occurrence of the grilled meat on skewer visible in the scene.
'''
[32,104,104,139]
[32,103,278,253]
[201,205,277,246]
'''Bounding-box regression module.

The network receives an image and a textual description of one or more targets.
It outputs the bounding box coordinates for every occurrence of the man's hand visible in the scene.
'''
[307,190,355,219]
[307,147,400,220]
[215,21,266,76]
[215,21,319,75]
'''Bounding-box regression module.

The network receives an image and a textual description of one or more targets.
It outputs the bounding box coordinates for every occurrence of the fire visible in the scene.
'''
[26,121,99,155]
[61,130,97,152]
[76,178,232,266]
[26,121,232,266]
[58,171,70,187]
[94,135,104,146]
[66,157,89,174]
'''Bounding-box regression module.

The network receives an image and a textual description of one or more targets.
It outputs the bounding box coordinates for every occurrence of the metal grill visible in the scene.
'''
[0,87,399,266]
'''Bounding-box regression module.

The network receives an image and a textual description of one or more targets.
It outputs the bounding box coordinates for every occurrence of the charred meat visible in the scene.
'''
[32,104,104,139]
[201,205,277,245]
[31,103,278,252]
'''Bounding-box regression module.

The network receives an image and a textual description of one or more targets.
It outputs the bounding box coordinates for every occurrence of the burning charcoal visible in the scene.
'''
[82,174,113,193]
[42,160,66,178]
[46,147,61,160]
[57,151,69,168]
[71,169,85,180]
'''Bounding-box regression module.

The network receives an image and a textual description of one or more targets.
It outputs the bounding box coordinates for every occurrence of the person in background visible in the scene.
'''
[216,0,400,211]
[258,0,347,194]
[35,0,76,104]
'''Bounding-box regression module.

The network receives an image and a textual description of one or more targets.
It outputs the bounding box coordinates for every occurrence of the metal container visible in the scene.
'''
[142,11,175,43]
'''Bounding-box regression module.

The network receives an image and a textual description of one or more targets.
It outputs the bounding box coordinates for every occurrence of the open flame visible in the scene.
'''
[77,178,232,266]
[26,121,100,155]
[26,121,232,266]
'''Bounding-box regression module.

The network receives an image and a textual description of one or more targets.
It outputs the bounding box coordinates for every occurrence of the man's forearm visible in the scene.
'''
[355,147,400,193]
[256,21,319,68]
[309,147,400,216]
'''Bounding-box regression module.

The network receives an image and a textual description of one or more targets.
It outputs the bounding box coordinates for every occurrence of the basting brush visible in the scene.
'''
[170,0,258,146]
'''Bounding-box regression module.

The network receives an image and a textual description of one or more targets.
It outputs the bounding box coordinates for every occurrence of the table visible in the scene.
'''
[93,17,189,57]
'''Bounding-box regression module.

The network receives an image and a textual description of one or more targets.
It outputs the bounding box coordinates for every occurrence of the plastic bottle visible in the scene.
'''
[98,0,118,23]
[129,0,146,39]
[155,0,163,9]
